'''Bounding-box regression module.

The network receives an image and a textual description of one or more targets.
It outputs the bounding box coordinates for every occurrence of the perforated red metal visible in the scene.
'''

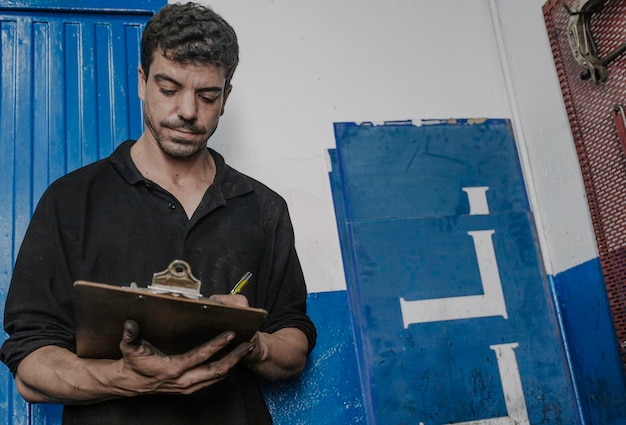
[544,0,626,365]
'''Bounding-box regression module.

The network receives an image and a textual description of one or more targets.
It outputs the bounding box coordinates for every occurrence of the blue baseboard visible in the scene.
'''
[263,290,366,424]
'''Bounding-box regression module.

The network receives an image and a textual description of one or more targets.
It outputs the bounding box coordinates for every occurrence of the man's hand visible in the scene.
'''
[208,293,249,307]
[208,294,310,381]
[15,321,254,404]
[112,319,254,396]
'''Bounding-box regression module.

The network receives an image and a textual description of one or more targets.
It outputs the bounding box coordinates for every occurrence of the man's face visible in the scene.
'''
[138,53,231,160]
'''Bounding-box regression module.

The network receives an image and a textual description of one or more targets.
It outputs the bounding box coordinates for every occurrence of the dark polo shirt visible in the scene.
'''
[1,140,316,425]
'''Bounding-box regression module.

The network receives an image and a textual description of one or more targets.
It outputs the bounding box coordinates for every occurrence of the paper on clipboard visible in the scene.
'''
[73,280,268,359]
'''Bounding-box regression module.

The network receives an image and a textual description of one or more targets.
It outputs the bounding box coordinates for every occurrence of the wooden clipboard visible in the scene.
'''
[73,280,268,359]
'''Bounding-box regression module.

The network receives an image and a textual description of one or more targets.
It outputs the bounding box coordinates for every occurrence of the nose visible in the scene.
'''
[177,91,197,121]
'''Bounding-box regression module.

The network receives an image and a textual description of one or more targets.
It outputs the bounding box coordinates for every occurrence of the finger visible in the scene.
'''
[173,331,237,369]
[208,294,249,307]
[151,334,248,392]
[239,332,262,366]
[122,320,140,345]
[218,340,256,366]
[175,342,255,395]
[201,341,255,379]
[206,341,256,377]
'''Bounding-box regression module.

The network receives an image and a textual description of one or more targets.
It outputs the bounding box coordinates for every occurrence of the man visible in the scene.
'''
[0,2,316,424]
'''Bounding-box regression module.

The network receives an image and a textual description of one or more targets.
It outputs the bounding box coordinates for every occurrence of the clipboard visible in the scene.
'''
[73,264,267,359]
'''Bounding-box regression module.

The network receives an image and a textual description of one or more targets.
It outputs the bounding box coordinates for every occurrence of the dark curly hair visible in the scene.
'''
[141,2,239,85]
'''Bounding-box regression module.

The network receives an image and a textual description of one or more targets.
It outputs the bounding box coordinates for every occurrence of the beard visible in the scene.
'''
[143,108,218,160]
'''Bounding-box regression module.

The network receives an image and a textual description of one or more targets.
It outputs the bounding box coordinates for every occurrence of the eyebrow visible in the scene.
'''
[153,73,224,94]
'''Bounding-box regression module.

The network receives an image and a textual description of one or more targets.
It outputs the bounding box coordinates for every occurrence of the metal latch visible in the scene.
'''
[145,260,203,299]
[565,0,626,84]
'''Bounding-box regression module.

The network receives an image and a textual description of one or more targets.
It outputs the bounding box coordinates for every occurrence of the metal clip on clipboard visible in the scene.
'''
[146,259,203,299]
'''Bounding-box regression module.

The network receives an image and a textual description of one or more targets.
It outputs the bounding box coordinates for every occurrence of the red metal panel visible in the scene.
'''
[544,0,626,365]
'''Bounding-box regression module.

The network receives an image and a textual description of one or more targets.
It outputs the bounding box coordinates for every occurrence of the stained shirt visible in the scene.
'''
[1,140,317,425]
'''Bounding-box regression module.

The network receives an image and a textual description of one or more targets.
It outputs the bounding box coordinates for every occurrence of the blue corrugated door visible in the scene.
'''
[0,1,164,423]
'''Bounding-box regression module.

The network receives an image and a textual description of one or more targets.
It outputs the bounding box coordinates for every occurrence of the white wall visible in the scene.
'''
[492,0,597,275]
[190,0,597,292]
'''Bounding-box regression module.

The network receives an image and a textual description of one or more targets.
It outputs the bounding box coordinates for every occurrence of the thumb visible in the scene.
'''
[122,319,141,345]
[120,320,164,356]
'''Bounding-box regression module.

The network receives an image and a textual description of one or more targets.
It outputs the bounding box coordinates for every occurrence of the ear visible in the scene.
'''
[220,84,233,116]
[138,65,147,101]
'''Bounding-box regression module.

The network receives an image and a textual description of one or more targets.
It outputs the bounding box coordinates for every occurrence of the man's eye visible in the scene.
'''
[200,96,218,104]
[159,88,176,96]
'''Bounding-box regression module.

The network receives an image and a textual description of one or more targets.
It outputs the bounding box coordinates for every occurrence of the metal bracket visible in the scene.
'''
[565,0,626,83]
[147,260,203,299]
[612,104,626,156]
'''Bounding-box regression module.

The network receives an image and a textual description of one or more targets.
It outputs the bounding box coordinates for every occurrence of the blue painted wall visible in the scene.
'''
[263,291,366,424]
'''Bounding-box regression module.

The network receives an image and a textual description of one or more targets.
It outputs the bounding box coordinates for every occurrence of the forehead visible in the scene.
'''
[148,53,227,88]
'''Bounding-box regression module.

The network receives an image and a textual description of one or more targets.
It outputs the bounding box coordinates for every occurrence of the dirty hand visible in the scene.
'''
[114,319,254,396]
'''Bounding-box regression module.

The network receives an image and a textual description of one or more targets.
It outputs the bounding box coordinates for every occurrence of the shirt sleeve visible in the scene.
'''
[256,199,317,354]
[1,186,77,374]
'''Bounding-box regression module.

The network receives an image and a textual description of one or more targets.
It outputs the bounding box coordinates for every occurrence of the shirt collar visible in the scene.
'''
[110,140,254,200]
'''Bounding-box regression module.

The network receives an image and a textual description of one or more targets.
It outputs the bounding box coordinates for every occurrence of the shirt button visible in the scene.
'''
[168,203,176,210]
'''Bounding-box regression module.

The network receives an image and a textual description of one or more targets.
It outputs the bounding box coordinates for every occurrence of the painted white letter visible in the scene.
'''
[450,343,530,425]
[462,186,490,215]
[399,230,508,327]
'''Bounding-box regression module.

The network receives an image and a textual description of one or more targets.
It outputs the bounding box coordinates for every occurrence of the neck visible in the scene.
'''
[130,136,216,186]
[131,136,217,219]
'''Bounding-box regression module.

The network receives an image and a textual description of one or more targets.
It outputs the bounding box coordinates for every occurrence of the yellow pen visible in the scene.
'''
[229,272,253,295]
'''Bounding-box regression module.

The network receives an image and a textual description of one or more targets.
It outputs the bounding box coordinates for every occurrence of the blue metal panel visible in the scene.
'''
[328,149,376,421]
[551,259,626,424]
[347,212,579,423]
[0,2,164,424]
[330,119,582,424]
[0,20,17,425]
[0,0,162,14]
[333,119,530,221]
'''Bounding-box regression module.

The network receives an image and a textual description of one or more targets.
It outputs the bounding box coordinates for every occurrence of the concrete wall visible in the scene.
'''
[201,0,595,291]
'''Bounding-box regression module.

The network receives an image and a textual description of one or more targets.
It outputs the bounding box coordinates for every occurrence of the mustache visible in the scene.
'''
[161,119,206,134]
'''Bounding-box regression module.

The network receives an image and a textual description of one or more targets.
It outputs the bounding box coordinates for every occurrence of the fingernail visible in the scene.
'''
[226,332,235,342]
